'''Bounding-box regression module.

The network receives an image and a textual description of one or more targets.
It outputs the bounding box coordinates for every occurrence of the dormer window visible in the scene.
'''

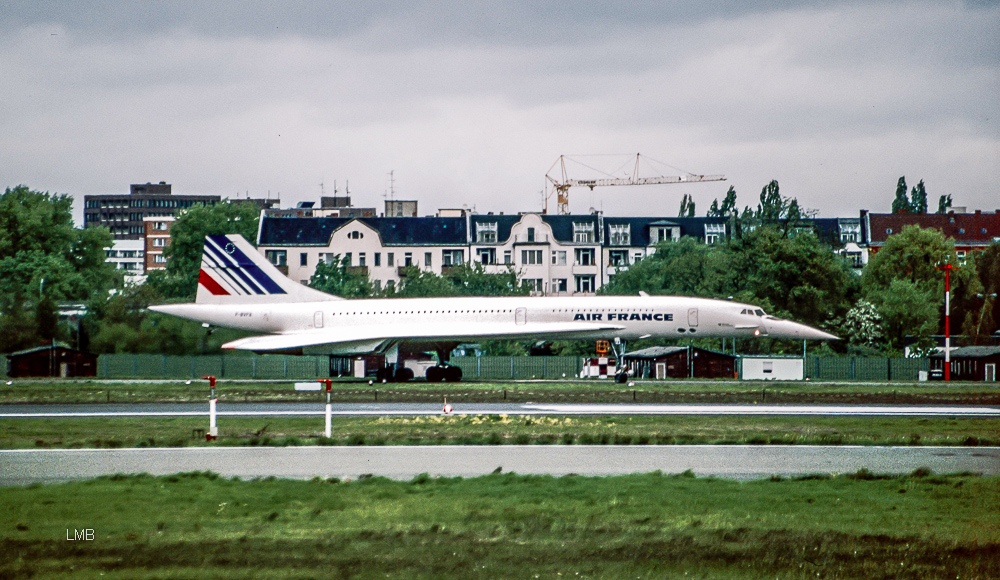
[573,222,594,243]
[477,222,498,244]
[609,224,630,246]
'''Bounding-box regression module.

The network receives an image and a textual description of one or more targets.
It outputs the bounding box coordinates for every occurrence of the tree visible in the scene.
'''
[309,255,375,298]
[757,180,785,222]
[962,242,1000,344]
[936,194,953,214]
[146,201,260,300]
[728,226,858,329]
[678,194,695,218]
[599,236,733,298]
[840,299,885,351]
[706,199,720,217]
[910,180,928,214]
[891,177,910,214]
[0,185,120,352]
[719,186,738,217]
[860,225,974,350]
[449,262,527,296]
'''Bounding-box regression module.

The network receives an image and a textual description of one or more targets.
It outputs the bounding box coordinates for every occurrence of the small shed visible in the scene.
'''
[740,357,804,380]
[623,346,736,379]
[6,344,98,378]
[929,346,1000,381]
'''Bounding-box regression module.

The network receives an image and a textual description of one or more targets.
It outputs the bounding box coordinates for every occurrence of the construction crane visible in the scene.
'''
[544,153,726,215]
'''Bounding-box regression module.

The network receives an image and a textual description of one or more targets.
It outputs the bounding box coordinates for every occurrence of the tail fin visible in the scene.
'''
[196,234,342,304]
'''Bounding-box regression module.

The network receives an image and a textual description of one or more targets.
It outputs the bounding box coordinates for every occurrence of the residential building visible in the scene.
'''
[105,239,145,282]
[143,216,175,273]
[256,212,733,296]
[83,182,220,240]
[863,209,1000,265]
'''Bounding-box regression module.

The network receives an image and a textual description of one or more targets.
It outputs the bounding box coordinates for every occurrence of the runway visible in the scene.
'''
[1,445,997,486]
[3,402,999,417]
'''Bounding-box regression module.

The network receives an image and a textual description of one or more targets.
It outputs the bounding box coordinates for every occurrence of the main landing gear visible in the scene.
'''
[425,365,463,382]
[425,343,463,382]
[375,366,414,383]
[610,337,631,384]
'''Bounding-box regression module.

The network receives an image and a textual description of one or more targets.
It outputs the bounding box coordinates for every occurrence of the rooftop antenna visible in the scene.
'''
[319,180,325,197]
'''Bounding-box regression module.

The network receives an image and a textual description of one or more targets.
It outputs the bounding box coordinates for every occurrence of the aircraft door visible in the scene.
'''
[314,311,324,329]
[687,308,698,327]
[515,307,527,325]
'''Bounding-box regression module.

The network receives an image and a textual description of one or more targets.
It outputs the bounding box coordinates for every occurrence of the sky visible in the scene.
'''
[2,1,998,225]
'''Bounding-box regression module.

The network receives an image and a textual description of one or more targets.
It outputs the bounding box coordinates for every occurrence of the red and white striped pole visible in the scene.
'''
[203,375,218,440]
[321,379,333,438]
[935,264,959,382]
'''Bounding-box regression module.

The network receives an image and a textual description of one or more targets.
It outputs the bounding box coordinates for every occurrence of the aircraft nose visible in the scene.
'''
[766,319,839,341]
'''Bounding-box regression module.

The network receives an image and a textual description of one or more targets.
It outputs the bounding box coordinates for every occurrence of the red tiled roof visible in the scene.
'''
[867,211,1000,247]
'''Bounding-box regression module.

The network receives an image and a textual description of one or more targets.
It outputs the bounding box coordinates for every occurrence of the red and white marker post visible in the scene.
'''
[443,397,453,415]
[203,375,218,441]
[321,379,333,438]
[936,263,959,382]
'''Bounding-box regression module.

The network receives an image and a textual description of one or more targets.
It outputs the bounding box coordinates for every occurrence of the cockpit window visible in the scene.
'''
[754,309,765,316]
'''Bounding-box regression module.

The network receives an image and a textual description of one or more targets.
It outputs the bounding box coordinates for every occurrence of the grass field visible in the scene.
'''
[2,414,997,449]
[2,378,999,405]
[2,470,998,579]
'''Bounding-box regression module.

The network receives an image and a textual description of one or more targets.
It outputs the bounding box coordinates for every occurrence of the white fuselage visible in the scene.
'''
[155,294,831,348]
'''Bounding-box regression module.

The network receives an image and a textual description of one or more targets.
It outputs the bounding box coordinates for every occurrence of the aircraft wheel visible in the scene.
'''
[394,367,414,382]
[615,372,628,384]
[426,366,443,382]
[444,365,463,382]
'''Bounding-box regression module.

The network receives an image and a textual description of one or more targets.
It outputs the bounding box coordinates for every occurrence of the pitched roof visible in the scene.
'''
[258,217,468,246]
[929,346,1000,358]
[867,212,1000,247]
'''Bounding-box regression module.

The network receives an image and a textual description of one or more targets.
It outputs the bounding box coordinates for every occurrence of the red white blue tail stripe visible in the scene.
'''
[199,235,286,296]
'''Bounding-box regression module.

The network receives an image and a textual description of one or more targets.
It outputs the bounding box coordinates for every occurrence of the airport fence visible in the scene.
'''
[22,353,928,381]
[450,356,581,380]
[97,354,330,380]
[804,356,928,381]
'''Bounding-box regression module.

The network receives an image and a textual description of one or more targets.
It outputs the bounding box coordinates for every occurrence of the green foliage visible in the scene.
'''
[963,242,1000,344]
[910,179,928,214]
[729,227,858,329]
[840,299,885,352]
[756,180,785,222]
[937,194,953,214]
[602,223,855,343]
[386,263,529,298]
[678,193,695,217]
[390,266,460,297]
[892,176,910,214]
[601,236,733,297]
[860,225,976,351]
[309,255,374,298]
[0,185,120,352]
[147,201,260,300]
[85,283,249,354]
[447,262,527,296]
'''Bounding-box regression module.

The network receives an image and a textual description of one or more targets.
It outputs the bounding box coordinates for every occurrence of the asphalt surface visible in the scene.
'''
[2,446,997,486]
[3,402,999,417]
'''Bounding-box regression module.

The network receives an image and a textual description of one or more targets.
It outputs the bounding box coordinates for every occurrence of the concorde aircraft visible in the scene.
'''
[149,234,837,382]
